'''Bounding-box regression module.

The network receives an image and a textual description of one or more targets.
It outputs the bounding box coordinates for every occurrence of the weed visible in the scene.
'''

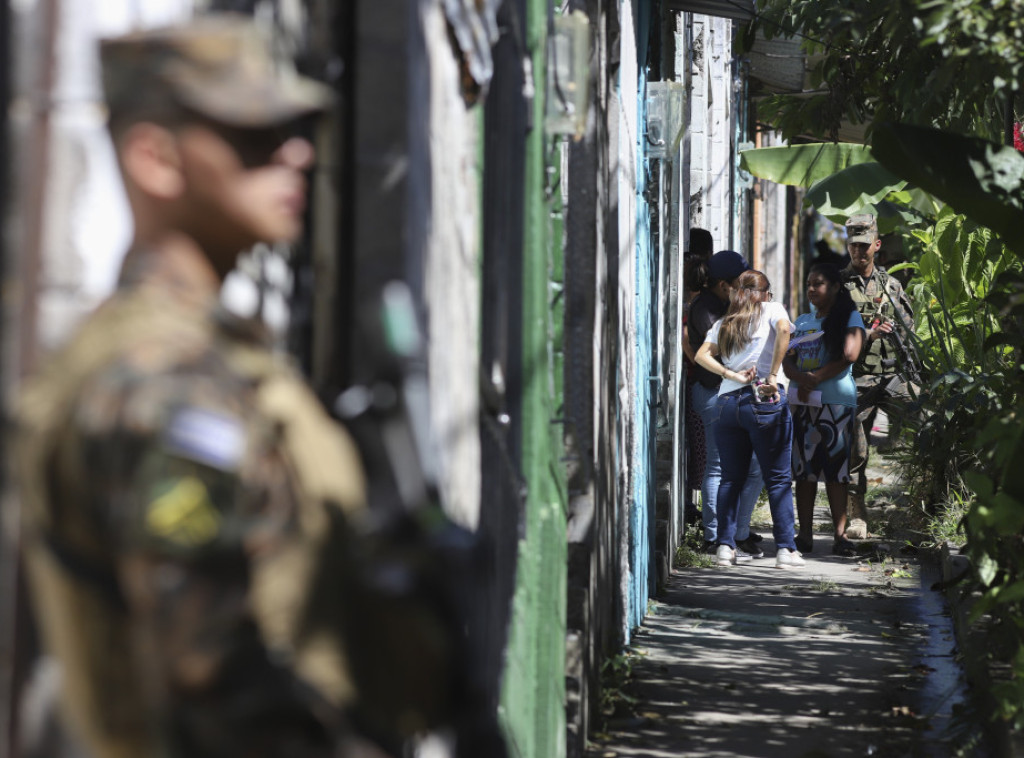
[599,650,640,723]
[675,528,714,568]
[812,575,839,593]
[923,489,970,548]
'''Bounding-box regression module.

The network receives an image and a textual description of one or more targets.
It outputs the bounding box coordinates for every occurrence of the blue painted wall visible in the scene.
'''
[627,0,656,635]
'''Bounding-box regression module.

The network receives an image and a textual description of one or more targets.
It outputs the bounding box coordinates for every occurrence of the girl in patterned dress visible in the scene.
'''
[783,263,866,556]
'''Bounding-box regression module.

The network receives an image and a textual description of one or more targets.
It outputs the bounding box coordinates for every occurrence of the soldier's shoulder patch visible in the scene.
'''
[145,475,222,548]
[163,407,245,471]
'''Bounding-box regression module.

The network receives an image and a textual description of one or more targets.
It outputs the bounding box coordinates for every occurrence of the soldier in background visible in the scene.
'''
[16,16,391,758]
[840,213,915,539]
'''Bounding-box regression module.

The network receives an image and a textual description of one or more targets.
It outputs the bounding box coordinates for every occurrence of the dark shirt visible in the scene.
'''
[688,289,728,389]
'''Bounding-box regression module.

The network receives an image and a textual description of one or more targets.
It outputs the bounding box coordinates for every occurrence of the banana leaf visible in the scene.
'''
[739,142,873,187]
[803,161,908,231]
[871,123,1024,255]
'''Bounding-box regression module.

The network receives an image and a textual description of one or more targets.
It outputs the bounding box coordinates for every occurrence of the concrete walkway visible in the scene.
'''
[587,451,974,757]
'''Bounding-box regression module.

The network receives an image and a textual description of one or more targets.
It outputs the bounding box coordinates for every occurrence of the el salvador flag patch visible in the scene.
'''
[164,407,245,471]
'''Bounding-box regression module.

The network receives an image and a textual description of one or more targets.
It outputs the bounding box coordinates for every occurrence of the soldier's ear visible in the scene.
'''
[119,122,186,200]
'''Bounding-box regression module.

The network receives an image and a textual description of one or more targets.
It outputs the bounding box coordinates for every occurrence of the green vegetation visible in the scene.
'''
[811,575,839,593]
[675,528,715,568]
[739,0,1023,143]
[597,650,640,729]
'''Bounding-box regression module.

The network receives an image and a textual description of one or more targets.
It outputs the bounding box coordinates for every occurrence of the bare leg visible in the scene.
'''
[825,481,848,539]
[795,480,817,542]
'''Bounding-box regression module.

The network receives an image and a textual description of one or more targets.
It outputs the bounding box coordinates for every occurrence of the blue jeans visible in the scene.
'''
[712,386,796,550]
[692,382,763,544]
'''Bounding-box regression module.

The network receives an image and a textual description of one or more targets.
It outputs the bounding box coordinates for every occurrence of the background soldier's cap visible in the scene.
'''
[100,14,332,128]
[845,214,878,244]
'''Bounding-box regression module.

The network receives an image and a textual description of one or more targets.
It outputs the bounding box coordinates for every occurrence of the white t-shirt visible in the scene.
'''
[706,301,791,395]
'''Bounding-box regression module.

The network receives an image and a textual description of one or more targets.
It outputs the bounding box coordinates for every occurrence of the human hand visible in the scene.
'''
[758,377,781,402]
[797,385,811,403]
[733,366,757,384]
[869,321,894,341]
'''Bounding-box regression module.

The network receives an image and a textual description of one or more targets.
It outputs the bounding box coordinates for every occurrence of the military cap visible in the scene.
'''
[845,213,878,244]
[100,14,332,128]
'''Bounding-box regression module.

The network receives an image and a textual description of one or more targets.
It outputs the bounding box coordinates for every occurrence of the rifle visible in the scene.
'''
[331,281,508,758]
[868,285,925,390]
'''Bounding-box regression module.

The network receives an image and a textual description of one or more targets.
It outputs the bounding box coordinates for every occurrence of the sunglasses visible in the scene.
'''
[189,116,311,169]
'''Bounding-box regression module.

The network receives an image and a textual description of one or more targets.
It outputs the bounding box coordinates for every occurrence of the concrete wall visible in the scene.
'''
[615,0,641,641]
[421,0,482,531]
[8,0,196,370]
[753,129,794,311]
[686,14,733,253]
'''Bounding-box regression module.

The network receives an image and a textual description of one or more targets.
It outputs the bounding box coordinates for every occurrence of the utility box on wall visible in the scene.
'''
[646,81,685,160]
[545,10,591,140]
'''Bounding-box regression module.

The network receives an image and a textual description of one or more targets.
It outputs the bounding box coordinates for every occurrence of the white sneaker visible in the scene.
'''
[735,548,753,562]
[716,545,736,566]
[776,548,806,568]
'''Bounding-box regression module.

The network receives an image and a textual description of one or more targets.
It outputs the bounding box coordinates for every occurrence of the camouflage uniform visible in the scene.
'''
[841,263,915,509]
[18,247,369,758]
[16,17,372,758]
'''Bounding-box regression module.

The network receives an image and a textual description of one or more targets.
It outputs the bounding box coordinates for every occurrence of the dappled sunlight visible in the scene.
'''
[588,535,956,757]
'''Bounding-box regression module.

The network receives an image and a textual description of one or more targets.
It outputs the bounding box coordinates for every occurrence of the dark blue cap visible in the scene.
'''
[708,250,749,282]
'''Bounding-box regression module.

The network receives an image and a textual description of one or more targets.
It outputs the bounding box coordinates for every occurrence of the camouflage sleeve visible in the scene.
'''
[75,361,343,756]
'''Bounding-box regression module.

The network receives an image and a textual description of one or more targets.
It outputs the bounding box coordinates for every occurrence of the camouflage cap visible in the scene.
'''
[845,213,878,244]
[100,14,332,129]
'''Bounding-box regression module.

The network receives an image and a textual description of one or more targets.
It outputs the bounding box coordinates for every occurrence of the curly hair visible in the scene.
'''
[718,270,772,358]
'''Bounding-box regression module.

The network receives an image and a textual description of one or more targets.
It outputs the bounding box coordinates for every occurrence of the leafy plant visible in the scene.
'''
[739,0,1023,142]
[872,123,1024,255]
[598,651,640,723]
[675,528,714,568]
[738,142,874,186]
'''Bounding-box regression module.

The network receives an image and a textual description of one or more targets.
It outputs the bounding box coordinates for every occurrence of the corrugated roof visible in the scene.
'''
[747,37,807,93]
[664,0,755,20]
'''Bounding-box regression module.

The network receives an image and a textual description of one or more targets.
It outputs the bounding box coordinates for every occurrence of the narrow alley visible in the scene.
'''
[2,1,1023,758]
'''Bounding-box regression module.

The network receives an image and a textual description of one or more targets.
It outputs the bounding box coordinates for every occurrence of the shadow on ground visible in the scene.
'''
[586,541,970,758]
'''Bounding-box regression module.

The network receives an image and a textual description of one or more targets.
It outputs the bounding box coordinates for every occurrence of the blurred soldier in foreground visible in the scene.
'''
[16,16,391,757]
[841,213,916,539]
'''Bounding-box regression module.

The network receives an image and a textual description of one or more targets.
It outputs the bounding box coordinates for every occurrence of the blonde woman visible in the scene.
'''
[696,270,803,568]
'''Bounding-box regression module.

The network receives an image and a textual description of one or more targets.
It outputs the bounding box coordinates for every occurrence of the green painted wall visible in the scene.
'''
[498,0,569,752]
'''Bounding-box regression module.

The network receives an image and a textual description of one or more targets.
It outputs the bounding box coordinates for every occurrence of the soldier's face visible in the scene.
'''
[847,238,881,273]
[176,122,314,258]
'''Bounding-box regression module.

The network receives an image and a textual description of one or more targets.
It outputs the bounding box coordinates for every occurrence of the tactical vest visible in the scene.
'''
[842,266,908,377]
[17,287,365,758]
